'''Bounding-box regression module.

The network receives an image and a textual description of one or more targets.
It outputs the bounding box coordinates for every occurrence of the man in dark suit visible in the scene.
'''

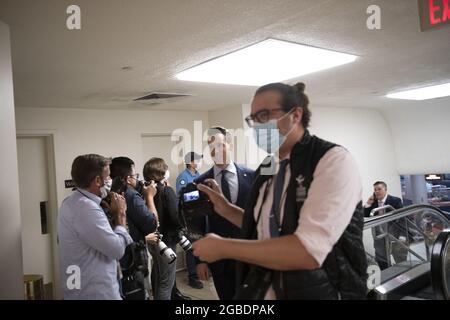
[193,126,254,300]
[364,181,406,270]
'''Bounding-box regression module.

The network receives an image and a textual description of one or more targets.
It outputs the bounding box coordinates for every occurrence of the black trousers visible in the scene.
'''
[210,259,236,300]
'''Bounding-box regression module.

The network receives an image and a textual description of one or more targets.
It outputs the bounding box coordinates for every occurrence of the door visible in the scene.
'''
[17,136,55,299]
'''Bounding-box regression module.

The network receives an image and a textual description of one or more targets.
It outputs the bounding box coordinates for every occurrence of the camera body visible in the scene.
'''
[135,180,151,196]
[180,183,213,217]
[100,176,128,227]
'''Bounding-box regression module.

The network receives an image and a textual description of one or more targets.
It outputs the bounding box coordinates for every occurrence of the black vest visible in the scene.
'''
[237,131,367,299]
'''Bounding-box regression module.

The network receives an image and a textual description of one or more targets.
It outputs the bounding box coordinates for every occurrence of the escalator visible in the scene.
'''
[364,204,450,300]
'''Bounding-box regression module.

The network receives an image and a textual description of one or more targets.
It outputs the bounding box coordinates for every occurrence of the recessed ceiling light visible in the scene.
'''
[386,82,450,100]
[175,39,357,86]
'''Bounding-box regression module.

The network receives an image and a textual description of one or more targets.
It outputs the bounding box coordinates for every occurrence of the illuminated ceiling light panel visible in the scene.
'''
[387,82,450,100]
[176,39,357,86]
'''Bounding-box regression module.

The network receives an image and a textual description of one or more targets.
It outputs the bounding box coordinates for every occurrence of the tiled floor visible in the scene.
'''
[176,270,219,300]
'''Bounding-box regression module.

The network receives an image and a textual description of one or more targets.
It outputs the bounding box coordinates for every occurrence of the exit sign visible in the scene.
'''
[419,0,450,31]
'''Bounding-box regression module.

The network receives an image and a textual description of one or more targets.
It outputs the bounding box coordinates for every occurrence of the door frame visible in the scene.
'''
[16,132,59,299]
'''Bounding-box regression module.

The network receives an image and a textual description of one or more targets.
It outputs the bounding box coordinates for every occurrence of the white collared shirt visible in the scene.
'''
[213,162,239,204]
[253,147,363,299]
[378,194,388,207]
[58,189,133,299]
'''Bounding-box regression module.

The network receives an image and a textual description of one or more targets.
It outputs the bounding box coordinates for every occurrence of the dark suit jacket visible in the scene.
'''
[124,187,158,242]
[364,194,407,239]
[364,194,403,217]
[192,163,254,274]
[194,163,254,238]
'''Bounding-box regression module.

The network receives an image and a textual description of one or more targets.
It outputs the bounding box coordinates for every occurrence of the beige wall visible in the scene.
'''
[381,104,450,175]
[0,20,24,299]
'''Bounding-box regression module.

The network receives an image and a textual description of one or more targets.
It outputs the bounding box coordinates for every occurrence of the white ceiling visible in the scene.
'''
[1,0,449,111]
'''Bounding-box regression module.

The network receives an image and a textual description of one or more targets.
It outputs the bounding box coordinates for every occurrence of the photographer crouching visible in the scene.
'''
[58,154,133,299]
[143,158,192,300]
[109,157,159,299]
[192,82,368,299]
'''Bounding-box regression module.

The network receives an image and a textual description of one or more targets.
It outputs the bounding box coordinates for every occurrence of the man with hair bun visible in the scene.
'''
[193,82,368,300]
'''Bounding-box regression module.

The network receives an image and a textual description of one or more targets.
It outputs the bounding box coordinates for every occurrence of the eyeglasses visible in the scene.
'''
[129,173,140,180]
[245,108,285,127]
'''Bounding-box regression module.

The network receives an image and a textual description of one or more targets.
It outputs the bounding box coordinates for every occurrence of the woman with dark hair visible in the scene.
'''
[143,157,186,300]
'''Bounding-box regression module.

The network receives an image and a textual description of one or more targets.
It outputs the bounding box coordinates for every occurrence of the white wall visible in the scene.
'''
[15,107,209,296]
[0,20,24,299]
[15,108,210,206]
[209,104,402,201]
[309,107,402,201]
[208,105,244,130]
[381,104,450,174]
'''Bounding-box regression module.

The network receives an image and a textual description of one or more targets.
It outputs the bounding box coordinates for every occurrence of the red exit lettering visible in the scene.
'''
[429,0,450,25]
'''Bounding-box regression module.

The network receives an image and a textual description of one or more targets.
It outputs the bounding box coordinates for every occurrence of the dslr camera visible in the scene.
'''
[180,183,213,217]
[152,231,177,265]
[100,176,128,227]
[177,230,192,251]
[135,179,152,196]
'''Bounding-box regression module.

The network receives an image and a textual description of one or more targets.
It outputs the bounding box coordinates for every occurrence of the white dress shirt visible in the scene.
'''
[253,146,363,299]
[58,189,133,300]
[213,162,239,204]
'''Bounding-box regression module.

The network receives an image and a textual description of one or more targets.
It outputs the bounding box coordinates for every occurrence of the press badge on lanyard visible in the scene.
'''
[295,174,307,203]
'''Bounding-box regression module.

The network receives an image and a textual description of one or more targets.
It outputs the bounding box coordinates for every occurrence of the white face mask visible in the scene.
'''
[100,178,112,198]
[253,111,294,154]
[164,170,170,181]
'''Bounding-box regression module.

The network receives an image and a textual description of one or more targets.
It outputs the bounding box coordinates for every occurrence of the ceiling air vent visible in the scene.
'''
[134,92,192,101]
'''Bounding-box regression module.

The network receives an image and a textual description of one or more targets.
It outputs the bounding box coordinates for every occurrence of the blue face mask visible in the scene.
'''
[253,119,287,154]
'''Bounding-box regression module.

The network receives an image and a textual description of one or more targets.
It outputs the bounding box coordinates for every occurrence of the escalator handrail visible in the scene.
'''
[431,230,450,300]
[368,205,395,217]
[364,204,450,230]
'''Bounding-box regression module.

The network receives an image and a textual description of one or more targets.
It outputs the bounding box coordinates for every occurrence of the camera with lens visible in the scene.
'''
[100,176,128,227]
[177,230,192,252]
[135,179,152,196]
[152,231,177,265]
[180,182,213,217]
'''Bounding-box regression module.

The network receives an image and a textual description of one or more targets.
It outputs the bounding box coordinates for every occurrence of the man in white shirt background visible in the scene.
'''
[364,181,405,270]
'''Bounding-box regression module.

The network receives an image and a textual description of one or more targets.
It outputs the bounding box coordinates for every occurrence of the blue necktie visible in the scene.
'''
[221,170,232,202]
[269,159,289,237]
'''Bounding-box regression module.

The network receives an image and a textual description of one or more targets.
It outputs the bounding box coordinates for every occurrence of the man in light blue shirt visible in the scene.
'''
[175,151,202,195]
[58,154,132,300]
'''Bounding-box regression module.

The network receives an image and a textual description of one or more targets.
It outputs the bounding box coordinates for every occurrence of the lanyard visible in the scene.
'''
[252,178,274,239]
